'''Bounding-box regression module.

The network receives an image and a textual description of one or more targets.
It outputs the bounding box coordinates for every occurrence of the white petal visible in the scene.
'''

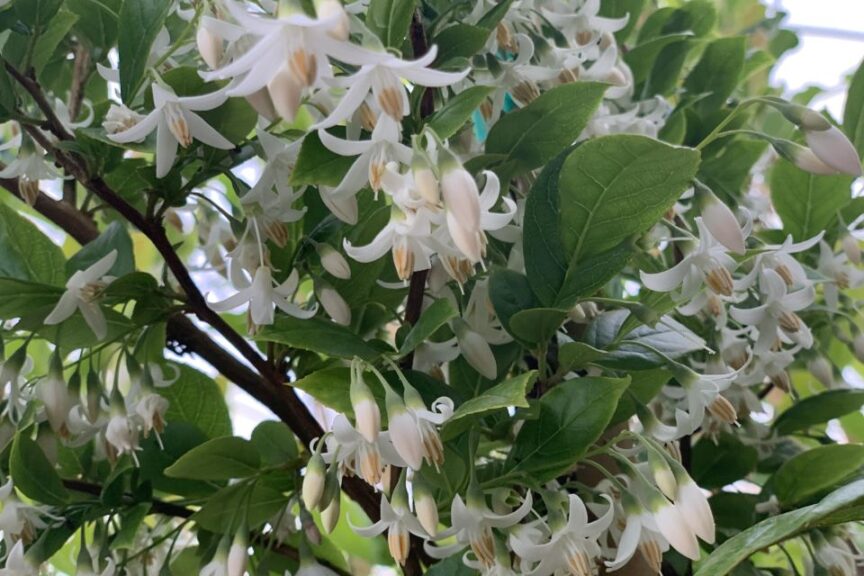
[155,119,179,179]
[44,291,79,325]
[79,301,108,339]
[107,110,160,143]
[186,111,233,149]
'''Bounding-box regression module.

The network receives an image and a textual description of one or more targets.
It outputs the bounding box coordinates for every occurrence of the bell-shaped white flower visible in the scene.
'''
[509,494,613,576]
[757,232,823,287]
[44,250,117,339]
[199,536,230,576]
[319,414,404,486]
[412,474,439,537]
[701,195,745,254]
[107,83,231,178]
[0,134,62,206]
[810,531,859,576]
[425,487,533,567]
[0,480,51,548]
[209,267,317,327]
[381,375,452,471]
[452,318,497,379]
[0,540,38,576]
[439,151,483,263]
[605,492,669,573]
[227,531,248,576]
[730,268,815,354]
[818,240,864,310]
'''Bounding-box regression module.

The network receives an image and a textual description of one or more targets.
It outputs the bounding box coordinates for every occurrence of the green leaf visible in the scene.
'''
[193,482,291,534]
[485,82,607,178]
[694,480,864,576]
[771,445,864,506]
[770,158,852,241]
[117,0,172,103]
[165,436,261,481]
[0,203,66,285]
[557,342,608,373]
[66,0,120,49]
[488,268,540,343]
[774,389,864,435]
[506,376,630,483]
[112,503,152,550]
[31,9,78,75]
[399,298,457,355]
[476,0,515,30]
[365,0,416,49]
[508,308,566,345]
[524,135,699,306]
[160,364,233,438]
[291,130,357,187]
[598,0,644,42]
[0,278,61,319]
[608,368,670,425]
[250,421,299,466]
[699,138,768,204]
[691,433,758,489]
[292,367,359,415]
[427,85,495,140]
[13,0,63,25]
[684,36,746,113]
[10,432,70,506]
[432,24,489,65]
[67,221,134,278]
[257,315,381,360]
[425,554,478,576]
[844,57,864,158]
[444,371,535,436]
[624,33,693,87]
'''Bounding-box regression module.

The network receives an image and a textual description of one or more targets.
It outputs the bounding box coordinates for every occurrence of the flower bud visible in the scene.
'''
[227,531,248,576]
[675,477,715,545]
[321,187,358,224]
[245,88,279,122]
[300,507,321,544]
[808,356,834,388]
[412,154,440,206]
[303,452,327,510]
[843,234,861,265]
[772,138,838,175]
[384,386,424,471]
[804,124,862,177]
[315,281,351,326]
[648,448,677,500]
[652,501,700,560]
[412,475,438,537]
[316,243,351,279]
[267,65,303,122]
[38,351,73,438]
[321,493,341,534]
[440,150,483,263]
[350,363,380,443]
[196,24,223,69]
[453,319,497,380]
[774,101,832,131]
[315,0,350,41]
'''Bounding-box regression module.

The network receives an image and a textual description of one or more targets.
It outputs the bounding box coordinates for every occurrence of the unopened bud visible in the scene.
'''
[453,320,497,380]
[804,124,863,177]
[245,88,279,122]
[843,234,861,265]
[321,493,341,534]
[302,452,327,510]
[317,244,351,280]
[701,199,745,254]
[772,139,838,176]
[315,0,350,41]
[707,395,738,424]
[227,531,248,576]
[412,157,440,206]
[413,477,439,537]
[196,24,223,69]
[316,281,351,326]
[268,65,303,122]
[350,365,380,444]
[808,356,834,388]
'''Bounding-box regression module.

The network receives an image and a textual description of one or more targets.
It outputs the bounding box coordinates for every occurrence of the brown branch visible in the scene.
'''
[63,43,92,205]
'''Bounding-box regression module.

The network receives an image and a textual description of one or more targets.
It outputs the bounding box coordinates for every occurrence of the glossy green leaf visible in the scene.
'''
[165,436,261,481]
[771,159,852,241]
[772,444,864,506]
[10,433,70,506]
[193,482,291,533]
[0,203,66,286]
[774,389,864,435]
[843,57,864,157]
[485,82,607,178]
[66,0,120,49]
[427,85,495,139]
[365,0,416,49]
[251,421,299,466]
[609,368,670,425]
[557,342,608,373]
[31,9,78,74]
[257,315,381,360]
[160,364,233,438]
[13,0,64,25]
[695,480,864,576]
[692,433,758,489]
[488,268,540,343]
[117,0,172,102]
[555,241,633,309]
[445,371,535,431]
[432,24,489,65]
[0,278,62,319]
[508,308,566,345]
[292,367,359,415]
[112,503,152,550]
[291,129,357,187]
[625,33,693,86]
[684,36,746,113]
[507,376,630,483]
[399,298,457,355]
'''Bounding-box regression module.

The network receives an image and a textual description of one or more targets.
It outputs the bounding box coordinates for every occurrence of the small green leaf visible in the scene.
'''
[427,85,495,140]
[365,0,416,49]
[691,433,758,489]
[67,221,134,278]
[117,0,172,103]
[31,9,78,75]
[10,433,70,506]
[193,482,291,534]
[112,504,152,550]
[774,389,864,435]
[257,315,381,360]
[608,368,670,425]
[771,445,864,506]
[291,130,358,187]
[694,480,864,576]
[508,308,566,345]
[555,241,633,309]
[66,0,120,49]
[0,204,67,286]
[432,24,489,65]
[165,436,261,481]
[476,0,515,30]
[0,278,62,319]
[399,298,457,355]
[683,36,746,113]
[625,33,693,86]
[485,82,607,178]
[770,160,852,241]
[13,0,64,25]
[250,421,299,466]
[507,376,630,483]
[292,367,363,415]
[489,268,541,343]
[445,371,535,432]
[160,364,233,438]
[557,342,608,373]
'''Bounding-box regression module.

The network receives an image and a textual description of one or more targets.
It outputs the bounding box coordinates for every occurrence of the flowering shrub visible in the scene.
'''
[0,0,863,574]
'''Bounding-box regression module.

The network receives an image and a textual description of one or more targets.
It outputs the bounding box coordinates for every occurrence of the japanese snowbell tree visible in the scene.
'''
[0,0,863,574]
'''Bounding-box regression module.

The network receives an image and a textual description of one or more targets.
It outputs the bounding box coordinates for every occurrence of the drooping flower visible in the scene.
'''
[0,540,38,576]
[36,352,74,438]
[381,375,452,471]
[208,267,317,328]
[107,84,231,178]
[44,250,117,339]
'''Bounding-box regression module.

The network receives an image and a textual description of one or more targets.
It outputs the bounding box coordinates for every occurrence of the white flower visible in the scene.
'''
[818,240,864,310]
[641,218,737,300]
[302,452,327,510]
[134,392,169,443]
[37,353,74,437]
[44,250,117,339]
[350,361,380,443]
[0,540,38,576]
[317,45,469,127]
[810,532,860,576]
[350,491,429,565]
[0,481,51,548]
[701,196,746,254]
[107,84,231,178]
[425,489,533,567]
[674,477,715,545]
[453,319,497,380]
[730,268,815,354]
[197,18,224,69]
[102,104,145,135]
[804,124,862,177]
[318,115,412,198]
[0,135,62,205]
[440,158,483,263]
[227,532,247,576]
[105,412,141,465]
[383,381,452,471]
[319,414,404,485]
[208,267,317,327]
[808,356,834,388]
[243,127,304,209]
[509,494,613,576]
[757,232,823,287]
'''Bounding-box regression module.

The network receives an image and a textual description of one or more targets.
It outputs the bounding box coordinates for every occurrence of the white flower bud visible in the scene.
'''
[843,234,861,265]
[648,450,677,501]
[316,282,351,326]
[302,453,326,510]
[102,104,144,135]
[773,139,837,175]
[317,244,351,279]
[315,0,350,41]
[350,365,380,443]
[676,478,715,545]
[321,494,341,534]
[440,155,483,263]
[196,25,223,69]
[808,356,834,388]
[227,532,248,576]
[267,64,303,122]
[702,196,745,254]
[805,124,862,177]
[653,502,700,560]
[454,320,497,379]
[320,187,358,224]
[388,410,424,471]
[413,481,438,537]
